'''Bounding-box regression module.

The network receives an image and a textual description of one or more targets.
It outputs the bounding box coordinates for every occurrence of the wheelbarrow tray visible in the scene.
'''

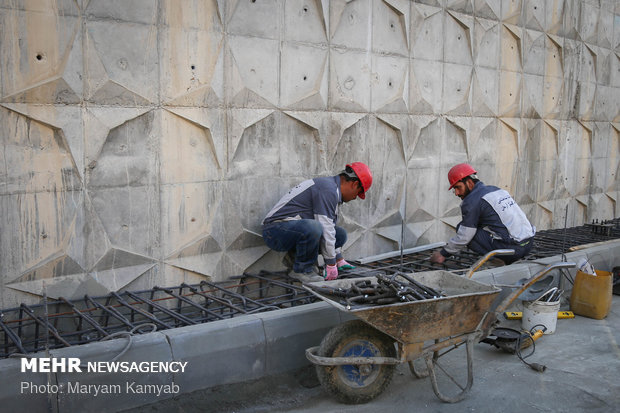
[305,270,501,344]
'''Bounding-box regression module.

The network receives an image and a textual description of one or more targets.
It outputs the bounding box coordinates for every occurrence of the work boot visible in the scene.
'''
[282,250,295,270]
[289,268,324,283]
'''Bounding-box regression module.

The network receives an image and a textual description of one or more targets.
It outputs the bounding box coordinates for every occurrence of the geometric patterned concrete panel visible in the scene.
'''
[88,111,160,258]
[1,1,619,307]
[85,19,159,105]
[280,43,328,109]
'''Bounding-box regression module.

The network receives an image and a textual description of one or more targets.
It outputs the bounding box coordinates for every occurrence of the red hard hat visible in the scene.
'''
[346,162,372,199]
[448,163,477,190]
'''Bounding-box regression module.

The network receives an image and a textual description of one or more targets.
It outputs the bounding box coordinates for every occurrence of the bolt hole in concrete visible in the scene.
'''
[303,75,307,80]
[303,7,308,12]
[191,65,196,70]
[344,76,355,90]
[118,58,128,70]
[35,53,44,61]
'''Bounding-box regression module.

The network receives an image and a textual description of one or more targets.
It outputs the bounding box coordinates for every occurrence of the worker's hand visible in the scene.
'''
[336,259,356,270]
[430,251,446,264]
[324,264,338,280]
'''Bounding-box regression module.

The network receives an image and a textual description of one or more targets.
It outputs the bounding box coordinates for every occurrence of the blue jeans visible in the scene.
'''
[467,229,532,264]
[262,220,347,273]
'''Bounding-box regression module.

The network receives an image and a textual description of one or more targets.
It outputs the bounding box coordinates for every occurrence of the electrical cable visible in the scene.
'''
[514,324,546,372]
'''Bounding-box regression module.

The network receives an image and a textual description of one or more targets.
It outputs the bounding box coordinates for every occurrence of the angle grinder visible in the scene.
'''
[481,326,547,372]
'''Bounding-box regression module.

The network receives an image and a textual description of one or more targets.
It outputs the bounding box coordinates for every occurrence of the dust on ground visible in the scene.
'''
[121,366,323,413]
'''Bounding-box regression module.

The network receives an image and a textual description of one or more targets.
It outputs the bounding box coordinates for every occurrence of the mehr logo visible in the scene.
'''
[21,357,189,373]
[21,358,82,373]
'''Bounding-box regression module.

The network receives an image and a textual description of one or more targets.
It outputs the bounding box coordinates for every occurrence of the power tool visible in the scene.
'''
[481,326,547,372]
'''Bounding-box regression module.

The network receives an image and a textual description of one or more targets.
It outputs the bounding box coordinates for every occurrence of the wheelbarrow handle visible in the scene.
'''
[494,262,575,314]
[305,346,401,366]
[465,249,515,279]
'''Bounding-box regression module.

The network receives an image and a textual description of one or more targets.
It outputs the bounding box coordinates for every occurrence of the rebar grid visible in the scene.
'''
[356,219,620,275]
[1,219,618,358]
[0,273,316,358]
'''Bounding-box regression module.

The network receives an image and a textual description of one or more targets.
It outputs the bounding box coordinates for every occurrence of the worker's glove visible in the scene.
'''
[337,259,356,270]
[324,264,338,280]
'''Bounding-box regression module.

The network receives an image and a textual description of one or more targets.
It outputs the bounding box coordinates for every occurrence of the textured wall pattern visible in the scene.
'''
[0,0,618,308]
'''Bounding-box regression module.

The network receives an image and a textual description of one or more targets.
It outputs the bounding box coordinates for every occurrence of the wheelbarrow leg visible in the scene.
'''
[408,339,439,379]
[425,335,475,403]
[409,359,429,378]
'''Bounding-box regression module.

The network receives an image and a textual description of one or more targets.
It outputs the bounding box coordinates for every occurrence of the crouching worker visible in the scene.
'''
[262,163,372,283]
[430,163,535,265]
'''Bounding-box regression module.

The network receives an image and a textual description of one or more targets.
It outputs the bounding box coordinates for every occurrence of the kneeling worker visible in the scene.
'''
[262,162,372,283]
[430,163,535,265]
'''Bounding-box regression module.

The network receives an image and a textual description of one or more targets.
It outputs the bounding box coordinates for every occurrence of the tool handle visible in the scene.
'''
[530,329,545,341]
[466,249,515,278]
[534,287,557,303]
[494,262,575,313]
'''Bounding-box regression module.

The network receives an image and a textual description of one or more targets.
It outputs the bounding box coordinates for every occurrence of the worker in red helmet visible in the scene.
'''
[430,163,536,265]
[262,162,372,283]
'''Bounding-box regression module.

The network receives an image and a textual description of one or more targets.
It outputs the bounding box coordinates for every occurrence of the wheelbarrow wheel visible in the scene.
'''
[316,320,396,404]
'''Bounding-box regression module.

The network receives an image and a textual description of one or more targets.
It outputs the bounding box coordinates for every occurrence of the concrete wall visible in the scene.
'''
[0,0,618,308]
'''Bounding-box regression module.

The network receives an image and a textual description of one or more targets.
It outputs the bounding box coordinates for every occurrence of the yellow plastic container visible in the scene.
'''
[569,269,612,320]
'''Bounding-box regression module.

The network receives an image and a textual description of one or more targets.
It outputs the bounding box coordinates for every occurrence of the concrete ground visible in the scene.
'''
[127,295,620,413]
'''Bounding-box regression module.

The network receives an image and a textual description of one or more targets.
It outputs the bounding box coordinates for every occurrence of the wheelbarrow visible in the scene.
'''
[304,249,575,404]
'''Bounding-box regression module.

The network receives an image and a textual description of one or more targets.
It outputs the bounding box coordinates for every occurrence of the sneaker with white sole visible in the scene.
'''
[289,269,324,283]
